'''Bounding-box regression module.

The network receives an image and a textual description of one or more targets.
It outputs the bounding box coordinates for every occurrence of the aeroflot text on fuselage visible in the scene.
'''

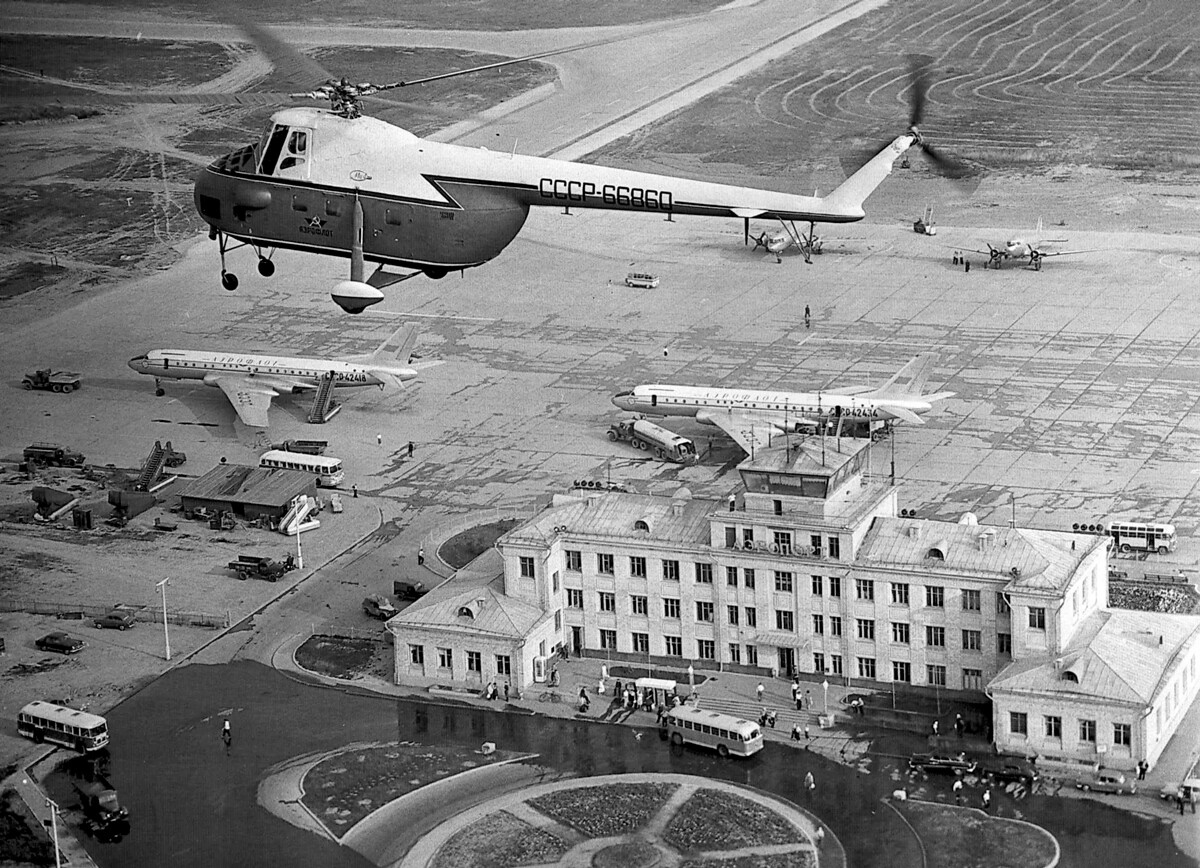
[660,392,879,417]
[538,178,674,211]
[202,355,370,382]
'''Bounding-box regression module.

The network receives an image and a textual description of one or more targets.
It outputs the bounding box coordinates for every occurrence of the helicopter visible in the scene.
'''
[193,34,969,312]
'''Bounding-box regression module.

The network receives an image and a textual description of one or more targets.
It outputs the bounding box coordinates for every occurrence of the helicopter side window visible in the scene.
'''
[278,129,309,172]
[258,124,289,176]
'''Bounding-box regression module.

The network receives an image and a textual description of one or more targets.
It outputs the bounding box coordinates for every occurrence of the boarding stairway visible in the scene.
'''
[307,372,341,424]
[133,440,169,492]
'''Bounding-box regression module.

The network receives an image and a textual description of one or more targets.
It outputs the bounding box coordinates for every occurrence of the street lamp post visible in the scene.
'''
[295,510,305,570]
[156,577,171,661]
[44,796,61,868]
[822,678,829,714]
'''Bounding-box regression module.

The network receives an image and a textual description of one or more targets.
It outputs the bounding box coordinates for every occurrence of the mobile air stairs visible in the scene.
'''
[307,372,341,424]
[133,440,185,492]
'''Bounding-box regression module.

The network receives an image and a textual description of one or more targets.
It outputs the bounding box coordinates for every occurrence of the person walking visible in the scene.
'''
[954,713,965,739]
[952,778,964,805]
[221,720,231,753]
[965,259,971,273]
[982,789,991,811]
[804,771,815,796]
[407,440,415,458]
[417,547,425,566]
[504,682,510,702]
[756,682,765,702]
[791,723,802,742]
[804,305,811,329]
[1137,759,1148,781]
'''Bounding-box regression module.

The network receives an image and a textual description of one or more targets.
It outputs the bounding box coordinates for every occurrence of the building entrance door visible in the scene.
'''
[778,647,796,678]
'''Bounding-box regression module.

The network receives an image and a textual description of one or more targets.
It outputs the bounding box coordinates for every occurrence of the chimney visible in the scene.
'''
[672,501,684,516]
[908,525,921,540]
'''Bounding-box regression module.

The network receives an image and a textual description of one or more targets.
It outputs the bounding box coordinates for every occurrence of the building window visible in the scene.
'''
[729,643,742,664]
[998,632,1012,655]
[774,530,794,552]
[1029,607,1046,630]
[696,601,714,622]
[565,550,581,572]
[830,654,843,676]
[812,614,824,635]
[631,595,648,616]
[1010,711,1028,736]
[963,668,983,691]
[1079,719,1096,743]
[728,605,739,625]
[962,589,981,611]
[742,529,755,547]
[829,576,842,597]
[519,556,535,579]
[829,616,843,637]
[810,534,822,555]
[925,585,944,608]
[467,650,482,672]
[600,629,617,650]
[856,618,876,641]
[1114,722,1131,747]
[996,593,1010,614]
[726,566,738,587]
[745,607,758,627]
[599,592,615,612]
[926,625,946,648]
[695,563,713,584]
[891,583,910,605]
[630,556,647,579]
[598,553,614,575]
[856,579,875,601]
[553,571,560,593]
[774,571,794,593]
[1045,715,1062,739]
[664,598,680,619]
[891,622,910,644]
[697,639,715,660]
[663,559,680,581]
[746,645,759,667]
[962,629,982,651]
[632,633,649,655]
[567,589,583,608]
[409,644,424,665]
[495,655,511,676]
[828,537,841,559]
[776,610,795,631]
[437,647,453,669]
[812,575,824,596]
[927,664,946,686]
[893,661,911,683]
[857,657,876,679]
[813,652,826,673]
[664,636,683,657]
[555,609,562,631]
[744,569,756,589]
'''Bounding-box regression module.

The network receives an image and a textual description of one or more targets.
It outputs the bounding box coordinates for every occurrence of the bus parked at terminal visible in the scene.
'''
[18,701,109,753]
[259,449,344,487]
[1109,521,1176,555]
[662,706,763,757]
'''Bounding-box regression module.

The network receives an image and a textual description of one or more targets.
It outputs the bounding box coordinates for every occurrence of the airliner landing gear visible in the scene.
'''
[221,271,239,291]
[153,378,164,397]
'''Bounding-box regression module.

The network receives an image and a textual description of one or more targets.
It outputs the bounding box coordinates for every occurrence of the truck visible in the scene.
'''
[607,419,698,464]
[22,369,82,393]
[23,442,86,468]
[226,553,296,582]
[74,779,130,842]
[271,439,329,455]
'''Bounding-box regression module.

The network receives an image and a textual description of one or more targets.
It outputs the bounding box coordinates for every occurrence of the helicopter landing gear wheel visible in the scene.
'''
[222,271,239,291]
[257,259,275,278]
[155,388,165,397]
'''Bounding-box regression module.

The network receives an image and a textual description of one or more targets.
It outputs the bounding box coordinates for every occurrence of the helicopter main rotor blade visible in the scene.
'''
[233,17,335,91]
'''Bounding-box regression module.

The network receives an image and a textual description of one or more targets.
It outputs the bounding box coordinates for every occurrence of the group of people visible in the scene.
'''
[483,681,510,702]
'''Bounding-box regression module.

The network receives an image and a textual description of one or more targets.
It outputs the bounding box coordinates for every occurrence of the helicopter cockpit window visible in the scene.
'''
[277,129,309,173]
[258,124,289,176]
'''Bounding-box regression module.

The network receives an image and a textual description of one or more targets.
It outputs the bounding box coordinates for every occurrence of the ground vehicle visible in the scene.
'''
[272,439,329,455]
[607,419,697,464]
[362,594,398,620]
[94,611,136,630]
[625,272,660,288]
[227,554,296,582]
[1159,778,1200,801]
[259,449,344,487]
[394,580,428,601]
[1076,770,1136,794]
[908,752,979,775]
[976,757,1039,786]
[22,369,82,392]
[23,442,86,467]
[75,779,129,841]
[17,701,108,752]
[662,706,763,758]
[36,632,85,654]
[1108,521,1176,555]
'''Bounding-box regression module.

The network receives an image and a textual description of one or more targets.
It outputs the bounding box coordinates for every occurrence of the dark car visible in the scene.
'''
[393,580,428,601]
[36,632,85,654]
[977,757,1039,786]
[908,752,978,775]
[94,611,136,630]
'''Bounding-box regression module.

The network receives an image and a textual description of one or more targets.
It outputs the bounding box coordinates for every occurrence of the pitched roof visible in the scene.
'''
[181,464,314,507]
[990,609,1200,705]
[502,490,716,549]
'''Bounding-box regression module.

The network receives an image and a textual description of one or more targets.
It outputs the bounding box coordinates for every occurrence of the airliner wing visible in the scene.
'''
[211,376,278,427]
[704,409,788,455]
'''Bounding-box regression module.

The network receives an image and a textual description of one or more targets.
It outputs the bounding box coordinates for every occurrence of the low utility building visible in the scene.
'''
[180,463,317,521]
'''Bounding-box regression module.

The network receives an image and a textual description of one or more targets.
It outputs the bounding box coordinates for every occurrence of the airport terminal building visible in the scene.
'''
[389,436,1200,770]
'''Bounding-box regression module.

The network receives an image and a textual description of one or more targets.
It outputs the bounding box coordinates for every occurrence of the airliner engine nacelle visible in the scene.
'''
[331,280,386,314]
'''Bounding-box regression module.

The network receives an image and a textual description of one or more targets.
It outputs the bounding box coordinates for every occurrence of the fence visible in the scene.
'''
[0,598,230,629]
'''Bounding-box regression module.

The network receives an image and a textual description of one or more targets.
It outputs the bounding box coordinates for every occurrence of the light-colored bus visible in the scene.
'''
[259,449,344,487]
[1109,521,1177,555]
[18,701,109,753]
[663,706,763,758]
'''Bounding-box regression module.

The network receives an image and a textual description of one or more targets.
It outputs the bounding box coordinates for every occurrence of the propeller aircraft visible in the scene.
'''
[967,219,1094,271]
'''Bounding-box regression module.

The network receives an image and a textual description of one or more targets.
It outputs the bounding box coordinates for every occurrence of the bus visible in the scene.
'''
[663,706,764,757]
[18,701,109,753]
[1108,521,1177,555]
[259,449,344,487]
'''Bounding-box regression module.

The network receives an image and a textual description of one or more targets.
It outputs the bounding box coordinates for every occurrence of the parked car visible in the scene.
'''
[94,611,136,630]
[36,632,85,654]
[976,757,1040,786]
[362,594,398,620]
[908,752,978,775]
[1159,778,1200,802]
[393,580,428,601]
[1076,770,1136,795]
